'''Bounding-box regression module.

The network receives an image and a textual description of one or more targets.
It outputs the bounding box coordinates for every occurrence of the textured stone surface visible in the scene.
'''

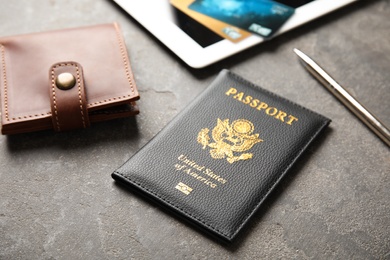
[0,0,389,259]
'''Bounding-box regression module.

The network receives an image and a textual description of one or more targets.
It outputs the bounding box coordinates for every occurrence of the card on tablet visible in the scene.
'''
[170,0,252,43]
[188,0,295,38]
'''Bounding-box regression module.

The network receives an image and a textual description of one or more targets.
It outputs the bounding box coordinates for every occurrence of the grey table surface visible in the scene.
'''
[0,0,389,259]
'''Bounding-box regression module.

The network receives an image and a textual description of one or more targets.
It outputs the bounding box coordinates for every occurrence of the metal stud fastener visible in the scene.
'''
[55,72,76,90]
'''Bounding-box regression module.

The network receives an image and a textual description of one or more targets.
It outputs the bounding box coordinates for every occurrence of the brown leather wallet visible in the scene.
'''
[0,23,139,134]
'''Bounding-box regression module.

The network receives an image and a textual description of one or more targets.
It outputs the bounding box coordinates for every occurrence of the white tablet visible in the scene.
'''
[113,0,358,68]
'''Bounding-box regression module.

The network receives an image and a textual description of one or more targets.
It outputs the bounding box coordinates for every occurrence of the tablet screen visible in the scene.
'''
[113,0,356,68]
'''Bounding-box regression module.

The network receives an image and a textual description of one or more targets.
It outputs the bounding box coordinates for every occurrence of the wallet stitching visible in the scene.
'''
[75,64,87,128]
[51,63,87,130]
[86,24,135,109]
[1,44,56,122]
[0,44,10,121]
[50,66,61,131]
[87,96,131,108]
[114,23,135,96]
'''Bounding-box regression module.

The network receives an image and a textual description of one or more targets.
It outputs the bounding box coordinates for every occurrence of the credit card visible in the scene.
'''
[170,0,252,43]
[188,0,295,38]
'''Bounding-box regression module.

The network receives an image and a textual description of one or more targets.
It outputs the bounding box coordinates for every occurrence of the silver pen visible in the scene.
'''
[294,48,390,147]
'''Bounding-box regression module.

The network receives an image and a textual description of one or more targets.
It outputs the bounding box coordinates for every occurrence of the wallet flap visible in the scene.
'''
[50,62,90,131]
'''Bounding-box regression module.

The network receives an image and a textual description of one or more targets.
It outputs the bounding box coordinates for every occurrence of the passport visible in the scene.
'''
[112,70,330,243]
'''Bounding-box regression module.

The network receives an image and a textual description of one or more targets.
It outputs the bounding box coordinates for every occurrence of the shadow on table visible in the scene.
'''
[5,117,140,152]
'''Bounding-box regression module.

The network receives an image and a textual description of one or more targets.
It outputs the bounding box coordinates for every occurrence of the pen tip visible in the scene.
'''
[293,48,302,56]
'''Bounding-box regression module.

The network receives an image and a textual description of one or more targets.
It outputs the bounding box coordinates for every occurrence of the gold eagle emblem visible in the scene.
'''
[197,118,263,164]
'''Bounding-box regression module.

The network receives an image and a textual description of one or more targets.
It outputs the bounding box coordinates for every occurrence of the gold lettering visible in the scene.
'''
[286,115,298,125]
[217,177,227,184]
[250,99,259,108]
[243,95,253,104]
[225,87,237,96]
[197,176,206,182]
[178,155,205,171]
[204,168,227,184]
[233,92,244,101]
[224,87,299,126]
[175,182,193,195]
[177,155,228,186]
[257,102,268,111]
[274,110,287,122]
[265,107,278,116]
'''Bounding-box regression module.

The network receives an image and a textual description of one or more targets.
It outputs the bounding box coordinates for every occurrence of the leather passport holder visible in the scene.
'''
[112,70,330,243]
[0,23,139,134]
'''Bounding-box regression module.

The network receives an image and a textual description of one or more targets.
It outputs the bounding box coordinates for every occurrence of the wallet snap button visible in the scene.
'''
[55,72,76,90]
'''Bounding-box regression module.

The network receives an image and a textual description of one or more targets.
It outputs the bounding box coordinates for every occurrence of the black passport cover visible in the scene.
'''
[112,70,330,243]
